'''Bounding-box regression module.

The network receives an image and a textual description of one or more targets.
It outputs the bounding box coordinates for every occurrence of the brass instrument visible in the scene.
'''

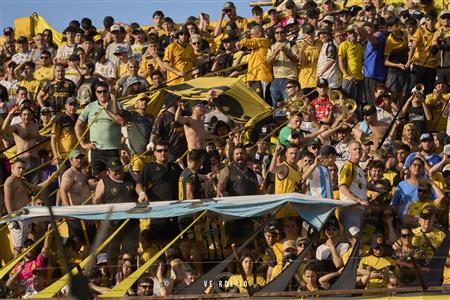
[412,83,425,94]
[329,90,357,113]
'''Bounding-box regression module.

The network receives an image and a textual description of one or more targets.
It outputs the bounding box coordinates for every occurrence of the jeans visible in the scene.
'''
[269,78,289,107]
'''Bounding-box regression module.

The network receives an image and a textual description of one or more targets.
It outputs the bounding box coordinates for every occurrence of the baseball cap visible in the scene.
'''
[283,239,297,251]
[346,24,356,32]
[296,236,310,246]
[317,27,332,35]
[69,149,84,159]
[96,253,108,265]
[174,28,188,37]
[126,76,142,88]
[3,27,13,35]
[316,78,329,87]
[306,137,322,146]
[419,206,435,220]
[443,164,450,175]
[440,10,450,18]
[364,17,379,28]
[223,1,236,9]
[302,23,315,35]
[362,104,377,116]
[360,135,374,146]
[40,106,52,113]
[107,158,123,171]
[110,24,124,32]
[113,45,128,55]
[325,217,339,229]
[93,35,103,42]
[264,221,279,234]
[65,96,78,105]
[323,15,334,23]
[371,234,386,248]
[148,29,159,37]
[268,8,278,14]
[337,124,352,133]
[348,226,360,237]
[420,133,433,141]
[320,145,338,156]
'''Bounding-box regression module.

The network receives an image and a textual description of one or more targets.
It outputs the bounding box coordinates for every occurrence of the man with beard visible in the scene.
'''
[216,145,259,197]
[270,143,302,194]
[403,133,442,172]
[36,63,76,112]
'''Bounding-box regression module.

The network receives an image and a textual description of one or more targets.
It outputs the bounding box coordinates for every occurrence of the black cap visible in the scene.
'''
[364,17,379,29]
[223,1,236,9]
[325,217,339,229]
[302,23,315,35]
[320,145,338,156]
[316,78,329,87]
[362,104,377,116]
[107,158,123,171]
[420,206,435,220]
[306,137,322,146]
[65,96,78,105]
[318,27,332,35]
[264,221,279,234]
[371,234,386,248]
[337,123,352,132]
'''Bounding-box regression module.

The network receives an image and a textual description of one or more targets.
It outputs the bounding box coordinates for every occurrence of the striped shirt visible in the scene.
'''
[306,165,333,199]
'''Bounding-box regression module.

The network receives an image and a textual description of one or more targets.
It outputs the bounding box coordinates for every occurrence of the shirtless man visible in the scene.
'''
[2,105,41,184]
[4,159,53,256]
[60,149,96,246]
[355,104,390,148]
[175,90,219,150]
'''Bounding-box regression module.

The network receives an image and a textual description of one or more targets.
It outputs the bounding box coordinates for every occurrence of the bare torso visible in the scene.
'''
[184,117,206,150]
[12,123,39,158]
[62,168,92,205]
[4,175,31,213]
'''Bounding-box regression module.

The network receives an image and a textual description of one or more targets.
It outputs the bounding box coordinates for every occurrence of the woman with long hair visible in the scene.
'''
[401,123,420,152]
[227,253,265,294]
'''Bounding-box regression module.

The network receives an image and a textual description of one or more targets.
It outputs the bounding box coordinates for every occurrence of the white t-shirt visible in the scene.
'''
[56,44,76,60]
[316,241,349,260]
[317,41,340,89]
[95,60,117,80]
[11,52,32,64]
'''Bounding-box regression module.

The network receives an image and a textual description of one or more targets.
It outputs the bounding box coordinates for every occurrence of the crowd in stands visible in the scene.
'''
[0,0,450,297]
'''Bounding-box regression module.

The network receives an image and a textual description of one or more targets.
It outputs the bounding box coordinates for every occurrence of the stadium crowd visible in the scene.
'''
[0,0,450,297]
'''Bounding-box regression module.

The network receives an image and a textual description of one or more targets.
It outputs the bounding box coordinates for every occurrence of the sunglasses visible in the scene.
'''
[96,90,108,94]
[401,233,411,238]
[192,42,201,45]
[311,145,320,150]
[155,148,168,153]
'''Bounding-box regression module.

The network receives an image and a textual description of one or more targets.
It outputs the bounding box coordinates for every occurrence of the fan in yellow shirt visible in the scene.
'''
[227,253,265,294]
[238,25,272,98]
[298,25,322,90]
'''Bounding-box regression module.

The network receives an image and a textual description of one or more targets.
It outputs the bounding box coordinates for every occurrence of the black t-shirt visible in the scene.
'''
[137,162,182,201]
[407,106,428,134]
[0,83,8,103]
[152,110,187,160]
[42,79,76,112]
[77,76,100,105]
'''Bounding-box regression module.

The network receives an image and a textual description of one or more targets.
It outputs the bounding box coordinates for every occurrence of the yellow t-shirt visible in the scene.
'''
[228,274,265,294]
[412,25,438,68]
[139,244,160,268]
[50,114,78,155]
[339,160,367,201]
[138,55,160,78]
[412,227,446,258]
[425,92,450,132]
[338,40,364,80]
[299,40,322,89]
[116,62,128,79]
[163,41,196,85]
[358,255,396,289]
[443,249,450,284]
[275,162,302,194]
[270,262,306,282]
[342,244,371,265]
[239,37,273,82]
[406,200,444,219]
[34,66,54,82]
[20,78,40,101]
[384,31,408,63]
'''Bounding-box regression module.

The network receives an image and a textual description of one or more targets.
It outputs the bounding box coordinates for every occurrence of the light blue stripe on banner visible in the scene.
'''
[319,166,327,199]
